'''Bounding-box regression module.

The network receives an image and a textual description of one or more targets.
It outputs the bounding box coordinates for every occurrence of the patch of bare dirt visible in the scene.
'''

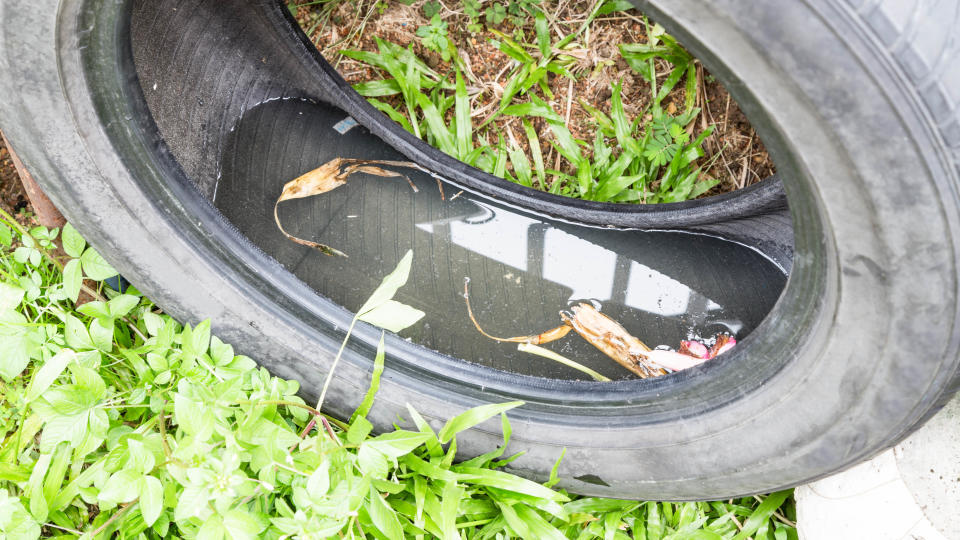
[0,131,32,222]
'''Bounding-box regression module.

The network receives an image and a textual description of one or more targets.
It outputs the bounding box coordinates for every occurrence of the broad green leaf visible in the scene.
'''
[438,480,463,540]
[0,491,41,540]
[357,444,389,478]
[62,259,82,303]
[196,513,224,540]
[307,460,330,497]
[365,430,432,458]
[99,470,142,504]
[0,282,25,312]
[598,0,634,14]
[535,12,551,57]
[358,249,414,314]
[348,415,374,444]
[107,294,140,319]
[139,476,163,526]
[513,504,568,540]
[88,319,113,352]
[222,509,266,540]
[125,438,156,474]
[25,350,74,403]
[368,98,415,133]
[187,319,212,357]
[358,299,425,332]
[502,97,564,123]
[438,401,522,443]
[79,246,117,281]
[0,310,37,380]
[61,223,86,258]
[366,485,404,540]
[173,393,213,439]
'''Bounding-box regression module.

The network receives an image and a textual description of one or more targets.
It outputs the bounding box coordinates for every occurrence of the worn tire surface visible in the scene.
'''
[1,0,959,499]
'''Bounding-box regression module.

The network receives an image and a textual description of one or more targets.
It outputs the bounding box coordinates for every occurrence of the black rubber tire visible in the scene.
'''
[1,0,959,500]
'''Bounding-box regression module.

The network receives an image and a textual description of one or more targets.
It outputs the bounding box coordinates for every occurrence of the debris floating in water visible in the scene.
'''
[464,275,736,378]
[274,157,428,257]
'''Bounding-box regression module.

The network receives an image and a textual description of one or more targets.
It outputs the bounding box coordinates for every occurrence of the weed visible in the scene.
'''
[338,2,721,204]
[0,211,796,538]
[416,14,453,63]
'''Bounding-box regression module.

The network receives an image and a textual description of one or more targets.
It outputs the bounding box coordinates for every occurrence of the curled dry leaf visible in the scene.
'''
[464,277,737,378]
[464,278,665,378]
[274,158,424,257]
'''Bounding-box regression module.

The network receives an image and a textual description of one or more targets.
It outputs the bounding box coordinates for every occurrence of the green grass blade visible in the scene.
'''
[438,401,523,443]
[732,491,792,540]
[456,467,568,502]
[367,98,414,133]
[353,79,402,97]
[455,68,472,160]
[535,12,551,58]
[416,93,456,155]
[349,333,385,423]
[685,62,698,113]
[655,61,690,105]
[547,121,584,164]
[522,120,546,187]
[502,95,564,123]
[507,143,533,187]
[493,134,508,178]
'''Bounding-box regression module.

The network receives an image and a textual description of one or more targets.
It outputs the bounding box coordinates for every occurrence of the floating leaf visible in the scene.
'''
[274,158,424,257]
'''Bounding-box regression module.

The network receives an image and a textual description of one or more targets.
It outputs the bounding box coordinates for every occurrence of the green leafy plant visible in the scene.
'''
[484,2,506,25]
[422,0,441,18]
[416,14,453,62]
[463,0,483,32]
[0,211,796,538]
[338,1,715,203]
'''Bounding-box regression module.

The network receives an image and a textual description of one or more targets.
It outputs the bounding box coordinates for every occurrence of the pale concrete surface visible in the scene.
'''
[796,396,960,540]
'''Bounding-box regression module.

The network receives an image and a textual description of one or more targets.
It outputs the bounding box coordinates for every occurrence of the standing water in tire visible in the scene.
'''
[214,98,786,380]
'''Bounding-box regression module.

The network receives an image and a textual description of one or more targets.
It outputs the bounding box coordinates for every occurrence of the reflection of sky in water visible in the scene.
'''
[417,201,726,318]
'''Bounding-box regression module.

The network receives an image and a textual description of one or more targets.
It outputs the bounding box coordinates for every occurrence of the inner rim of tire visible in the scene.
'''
[72,0,828,410]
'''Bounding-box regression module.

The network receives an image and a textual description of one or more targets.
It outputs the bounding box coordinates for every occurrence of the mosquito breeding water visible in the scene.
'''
[213,98,787,380]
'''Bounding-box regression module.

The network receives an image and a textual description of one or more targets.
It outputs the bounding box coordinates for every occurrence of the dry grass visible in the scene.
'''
[293,0,775,197]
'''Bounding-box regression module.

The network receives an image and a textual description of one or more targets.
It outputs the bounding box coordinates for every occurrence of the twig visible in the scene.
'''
[86,500,137,538]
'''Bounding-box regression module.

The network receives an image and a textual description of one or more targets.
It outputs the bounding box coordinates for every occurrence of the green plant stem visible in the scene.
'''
[315,316,358,412]
[87,499,138,538]
[238,399,350,432]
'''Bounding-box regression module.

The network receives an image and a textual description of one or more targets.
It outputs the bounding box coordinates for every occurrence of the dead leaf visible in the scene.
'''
[274,158,422,257]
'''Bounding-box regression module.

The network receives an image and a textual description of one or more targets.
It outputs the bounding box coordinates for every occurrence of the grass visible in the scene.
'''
[0,211,797,538]
[311,0,723,203]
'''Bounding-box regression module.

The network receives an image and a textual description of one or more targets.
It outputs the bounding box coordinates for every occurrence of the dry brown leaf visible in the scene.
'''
[274,158,422,257]
[560,304,667,378]
[464,278,667,378]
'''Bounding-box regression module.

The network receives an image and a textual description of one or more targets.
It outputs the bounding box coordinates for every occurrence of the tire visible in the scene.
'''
[0,0,958,500]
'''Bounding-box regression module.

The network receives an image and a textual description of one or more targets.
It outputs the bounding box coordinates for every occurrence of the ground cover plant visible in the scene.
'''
[0,196,798,538]
[291,0,775,203]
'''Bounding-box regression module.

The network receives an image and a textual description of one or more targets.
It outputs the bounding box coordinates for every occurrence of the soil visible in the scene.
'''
[293,0,775,198]
[0,132,31,221]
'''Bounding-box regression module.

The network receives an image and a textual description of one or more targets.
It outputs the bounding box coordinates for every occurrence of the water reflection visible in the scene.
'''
[214,98,786,380]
